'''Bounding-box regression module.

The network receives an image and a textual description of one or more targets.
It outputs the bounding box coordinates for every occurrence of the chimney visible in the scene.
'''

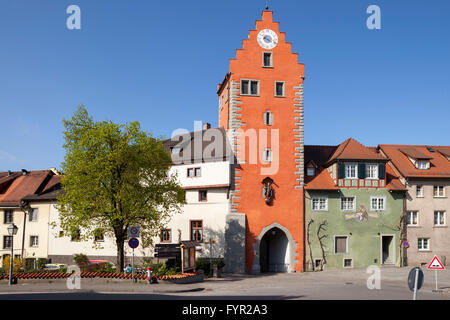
[8,170,12,176]
[50,167,61,175]
[203,122,211,130]
[21,169,28,176]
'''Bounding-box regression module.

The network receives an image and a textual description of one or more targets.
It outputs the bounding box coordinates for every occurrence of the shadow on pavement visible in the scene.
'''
[0,292,304,300]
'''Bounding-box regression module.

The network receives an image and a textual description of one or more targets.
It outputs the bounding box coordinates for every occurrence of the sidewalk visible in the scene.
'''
[0,268,448,298]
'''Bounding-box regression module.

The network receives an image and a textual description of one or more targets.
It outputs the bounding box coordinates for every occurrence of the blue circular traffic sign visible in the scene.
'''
[402,241,410,248]
[408,267,424,291]
[128,237,139,249]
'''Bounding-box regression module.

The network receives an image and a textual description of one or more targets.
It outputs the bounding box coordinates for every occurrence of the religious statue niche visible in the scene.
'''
[261,177,275,205]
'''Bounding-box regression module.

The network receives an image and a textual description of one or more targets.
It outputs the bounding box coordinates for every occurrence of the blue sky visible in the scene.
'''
[0,0,449,171]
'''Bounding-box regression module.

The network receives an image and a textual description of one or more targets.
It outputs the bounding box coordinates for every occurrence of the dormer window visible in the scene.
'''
[307,167,315,176]
[344,163,358,179]
[417,160,429,170]
[366,164,378,179]
[399,148,431,170]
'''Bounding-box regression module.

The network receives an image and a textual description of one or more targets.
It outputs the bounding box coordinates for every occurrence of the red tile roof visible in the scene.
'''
[379,145,450,178]
[385,163,407,191]
[399,147,432,160]
[0,170,55,207]
[305,141,405,191]
[436,147,450,159]
[304,169,339,190]
[305,145,337,168]
[326,138,386,164]
[42,175,62,193]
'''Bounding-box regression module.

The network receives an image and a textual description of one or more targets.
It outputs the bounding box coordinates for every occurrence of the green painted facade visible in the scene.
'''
[305,186,405,270]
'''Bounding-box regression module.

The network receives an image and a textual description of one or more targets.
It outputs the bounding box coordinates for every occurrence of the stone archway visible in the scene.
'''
[251,222,297,273]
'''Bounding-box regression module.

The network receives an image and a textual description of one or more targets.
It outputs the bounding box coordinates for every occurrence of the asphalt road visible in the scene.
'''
[0,267,449,300]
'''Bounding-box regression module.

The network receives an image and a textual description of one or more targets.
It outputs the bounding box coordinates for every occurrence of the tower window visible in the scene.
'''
[263,111,273,125]
[263,148,272,162]
[241,79,259,96]
[263,52,273,67]
[275,81,285,97]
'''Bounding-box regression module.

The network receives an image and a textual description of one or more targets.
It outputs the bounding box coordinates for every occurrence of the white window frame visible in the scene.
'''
[340,196,356,211]
[416,185,423,198]
[434,186,445,198]
[263,110,273,126]
[262,51,273,68]
[418,238,430,251]
[30,235,39,248]
[274,81,285,97]
[343,258,353,268]
[262,148,272,163]
[29,208,38,222]
[366,163,378,179]
[417,160,429,170]
[334,235,349,254]
[370,196,386,211]
[241,79,260,96]
[312,196,328,211]
[3,209,14,224]
[407,211,419,226]
[434,211,445,226]
[3,236,12,249]
[344,163,358,179]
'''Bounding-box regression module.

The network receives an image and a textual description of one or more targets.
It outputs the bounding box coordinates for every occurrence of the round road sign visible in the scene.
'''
[402,241,410,248]
[407,267,424,291]
[128,237,139,249]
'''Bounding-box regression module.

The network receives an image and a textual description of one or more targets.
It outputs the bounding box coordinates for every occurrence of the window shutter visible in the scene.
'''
[358,163,366,179]
[378,163,386,179]
[338,163,345,179]
[335,237,347,254]
[268,112,273,125]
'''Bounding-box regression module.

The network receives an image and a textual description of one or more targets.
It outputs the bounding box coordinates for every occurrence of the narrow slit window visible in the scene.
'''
[263,148,272,162]
[263,111,273,125]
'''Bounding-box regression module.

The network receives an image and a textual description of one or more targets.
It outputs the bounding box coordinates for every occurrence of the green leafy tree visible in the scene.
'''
[56,105,184,271]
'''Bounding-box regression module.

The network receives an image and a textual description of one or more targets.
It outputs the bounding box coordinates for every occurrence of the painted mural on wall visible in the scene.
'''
[344,205,381,222]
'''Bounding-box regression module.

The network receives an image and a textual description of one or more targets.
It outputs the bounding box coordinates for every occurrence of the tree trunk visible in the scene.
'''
[116,238,125,272]
[316,220,327,271]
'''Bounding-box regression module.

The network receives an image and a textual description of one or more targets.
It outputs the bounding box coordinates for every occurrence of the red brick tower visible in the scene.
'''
[218,10,305,273]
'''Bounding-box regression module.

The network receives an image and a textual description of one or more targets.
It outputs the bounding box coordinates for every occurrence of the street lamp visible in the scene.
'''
[7,223,19,285]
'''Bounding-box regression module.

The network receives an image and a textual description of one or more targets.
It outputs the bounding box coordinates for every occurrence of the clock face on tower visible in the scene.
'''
[257,29,278,49]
